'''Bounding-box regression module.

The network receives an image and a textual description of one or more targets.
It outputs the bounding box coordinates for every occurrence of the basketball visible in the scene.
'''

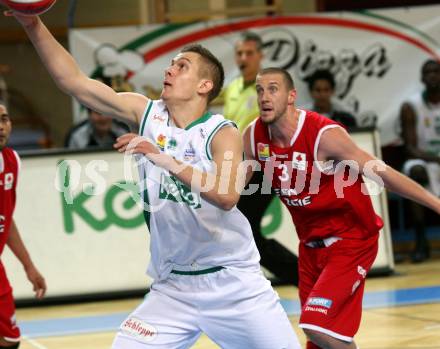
[2,0,56,16]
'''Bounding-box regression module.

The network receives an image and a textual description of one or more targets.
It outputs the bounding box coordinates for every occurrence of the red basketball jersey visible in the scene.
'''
[251,110,383,242]
[0,147,20,296]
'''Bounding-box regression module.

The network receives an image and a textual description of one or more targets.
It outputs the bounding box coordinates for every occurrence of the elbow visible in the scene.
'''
[216,194,240,211]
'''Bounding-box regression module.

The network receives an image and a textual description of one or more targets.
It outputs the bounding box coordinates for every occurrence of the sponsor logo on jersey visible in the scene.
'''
[184,144,196,161]
[156,134,166,151]
[352,279,361,294]
[159,174,201,209]
[200,128,207,139]
[304,306,328,315]
[121,317,158,343]
[167,137,177,151]
[292,152,306,170]
[272,151,289,159]
[0,215,5,233]
[257,143,270,161]
[307,297,333,309]
[274,188,298,196]
[357,265,367,278]
[152,114,166,122]
[0,173,14,190]
[283,195,312,207]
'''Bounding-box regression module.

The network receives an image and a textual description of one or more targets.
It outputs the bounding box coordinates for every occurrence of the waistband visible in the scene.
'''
[170,266,225,276]
[305,236,342,249]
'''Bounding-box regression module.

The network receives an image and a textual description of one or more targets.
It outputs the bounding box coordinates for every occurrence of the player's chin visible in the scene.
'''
[260,113,275,124]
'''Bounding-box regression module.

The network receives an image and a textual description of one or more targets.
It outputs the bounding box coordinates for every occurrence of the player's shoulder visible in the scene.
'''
[303,109,340,128]
[1,147,21,171]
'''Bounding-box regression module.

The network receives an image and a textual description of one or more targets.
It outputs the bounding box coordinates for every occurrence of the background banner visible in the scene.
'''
[70,5,440,146]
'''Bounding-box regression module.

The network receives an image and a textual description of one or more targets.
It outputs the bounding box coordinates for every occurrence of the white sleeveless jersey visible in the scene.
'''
[137,99,260,281]
[407,92,440,154]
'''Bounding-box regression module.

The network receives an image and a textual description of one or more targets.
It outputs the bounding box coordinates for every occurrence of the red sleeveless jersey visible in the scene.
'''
[0,147,19,295]
[251,110,383,242]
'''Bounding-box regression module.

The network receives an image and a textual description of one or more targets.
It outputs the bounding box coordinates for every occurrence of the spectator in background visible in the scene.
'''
[305,69,358,128]
[223,31,299,286]
[64,107,130,149]
[64,74,132,150]
[400,59,440,263]
[0,100,46,349]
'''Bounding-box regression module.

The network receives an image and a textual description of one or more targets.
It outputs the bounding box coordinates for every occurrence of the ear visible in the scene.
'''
[198,79,214,96]
[287,89,297,106]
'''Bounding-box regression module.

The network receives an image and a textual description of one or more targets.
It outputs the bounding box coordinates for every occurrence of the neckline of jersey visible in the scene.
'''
[267,109,306,150]
[184,111,212,130]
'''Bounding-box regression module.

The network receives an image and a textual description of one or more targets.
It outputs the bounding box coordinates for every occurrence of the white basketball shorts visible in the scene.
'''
[112,267,300,349]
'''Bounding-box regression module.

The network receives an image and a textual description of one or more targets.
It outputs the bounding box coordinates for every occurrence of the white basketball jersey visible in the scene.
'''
[407,92,440,154]
[137,99,260,281]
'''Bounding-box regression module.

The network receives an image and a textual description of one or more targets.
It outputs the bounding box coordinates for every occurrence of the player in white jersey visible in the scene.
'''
[7,10,300,349]
[400,59,440,263]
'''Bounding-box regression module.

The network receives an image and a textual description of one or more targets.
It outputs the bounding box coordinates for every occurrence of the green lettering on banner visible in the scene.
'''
[59,163,144,234]
[261,198,283,237]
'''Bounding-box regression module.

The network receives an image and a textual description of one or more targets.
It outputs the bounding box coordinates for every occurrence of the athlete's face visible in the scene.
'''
[422,61,440,91]
[235,40,262,82]
[161,52,206,102]
[256,73,296,125]
[310,79,334,110]
[0,104,11,150]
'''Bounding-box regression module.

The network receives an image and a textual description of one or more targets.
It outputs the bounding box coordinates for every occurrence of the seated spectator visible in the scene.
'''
[64,108,129,149]
[305,69,358,128]
[400,59,440,263]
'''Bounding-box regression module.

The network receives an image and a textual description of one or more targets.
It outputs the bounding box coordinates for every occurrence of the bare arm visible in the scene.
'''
[10,14,146,124]
[318,127,440,214]
[7,220,46,299]
[114,126,246,210]
[400,102,440,163]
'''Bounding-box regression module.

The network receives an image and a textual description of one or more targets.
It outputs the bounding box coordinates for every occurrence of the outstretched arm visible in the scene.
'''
[7,220,46,299]
[114,126,246,210]
[6,12,147,124]
[318,127,440,214]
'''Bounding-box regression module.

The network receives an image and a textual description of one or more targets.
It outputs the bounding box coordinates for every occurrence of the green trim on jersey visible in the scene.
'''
[170,266,224,275]
[205,120,235,160]
[139,100,153,135]
[185,111,212,130]
[141,169,151,231]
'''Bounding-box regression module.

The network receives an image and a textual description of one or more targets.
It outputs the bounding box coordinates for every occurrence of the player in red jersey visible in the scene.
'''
[0,101,46,349]
[243,68,440,349]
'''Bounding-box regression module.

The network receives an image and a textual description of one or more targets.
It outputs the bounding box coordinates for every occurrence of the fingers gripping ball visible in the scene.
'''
[3,0,56,16]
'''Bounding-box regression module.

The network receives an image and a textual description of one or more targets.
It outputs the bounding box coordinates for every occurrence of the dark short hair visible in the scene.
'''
[258,67,295,90]
[239,31,263,51]
[181,44,224,103]
[421,59,440,75]
[307,69,335,91]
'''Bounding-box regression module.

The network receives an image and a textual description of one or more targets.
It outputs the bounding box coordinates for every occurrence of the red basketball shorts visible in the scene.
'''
[298,233,379,342]
[0,289,20,342]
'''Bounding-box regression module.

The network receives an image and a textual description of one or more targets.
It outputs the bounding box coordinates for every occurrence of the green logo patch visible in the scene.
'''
[159,174,201,209]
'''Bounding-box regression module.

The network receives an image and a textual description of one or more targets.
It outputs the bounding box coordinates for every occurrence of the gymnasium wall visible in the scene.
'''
[2,130,394,302]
